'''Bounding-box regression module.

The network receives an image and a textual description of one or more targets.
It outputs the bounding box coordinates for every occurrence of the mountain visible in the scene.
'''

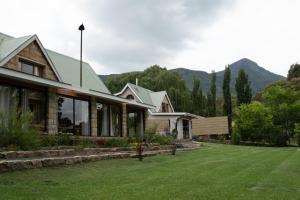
[99,58,285,95]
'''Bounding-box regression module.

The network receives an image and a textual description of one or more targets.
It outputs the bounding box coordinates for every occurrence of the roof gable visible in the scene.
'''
[0,33,62,81]
[117,83,174,112]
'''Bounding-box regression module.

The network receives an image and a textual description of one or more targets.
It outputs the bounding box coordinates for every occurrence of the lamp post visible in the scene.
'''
[78,24,85,87]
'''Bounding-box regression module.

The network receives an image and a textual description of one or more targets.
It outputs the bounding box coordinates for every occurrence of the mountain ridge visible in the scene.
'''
[99,58,285,95]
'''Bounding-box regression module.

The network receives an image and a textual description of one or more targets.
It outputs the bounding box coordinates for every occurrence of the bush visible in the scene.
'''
[294,123,300,146]
[0,106,39,150]
[152,134,173,145]
[231,130,240,145]
[235,102,280,145]
[40,133,72,147]
[144,125,158,144]
[105,138,130,147]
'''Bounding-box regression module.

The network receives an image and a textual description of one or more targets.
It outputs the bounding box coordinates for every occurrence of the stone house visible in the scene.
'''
[115,83,198,139]
[0,32,154,138]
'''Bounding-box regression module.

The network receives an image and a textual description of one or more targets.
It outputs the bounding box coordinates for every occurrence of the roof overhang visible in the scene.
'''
[150,112,201,119]
[0,67,155,109]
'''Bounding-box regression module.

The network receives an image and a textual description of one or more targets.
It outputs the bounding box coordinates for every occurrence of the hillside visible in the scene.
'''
[99,58,285,95]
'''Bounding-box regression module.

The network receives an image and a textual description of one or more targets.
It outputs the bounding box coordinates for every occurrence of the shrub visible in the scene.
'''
[0,106,39,150]
[152,134,173,145]
[294,123,300,146]
[235,101,279,145]
[40,133,72,147]
[144,125,158,144]
[231,130,240,145]
[105,138,130,147]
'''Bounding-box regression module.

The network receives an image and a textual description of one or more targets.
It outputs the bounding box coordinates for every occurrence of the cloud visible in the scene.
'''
[80,0,236,73]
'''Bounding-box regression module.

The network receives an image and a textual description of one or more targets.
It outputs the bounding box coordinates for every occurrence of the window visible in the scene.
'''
[126,94,134,100]
[20,61,43,77]
[74,99,90,136]
[97,103,122,137]
[57,96,90,136]
[127,111,143,137]
[111,105,122,137]
[161,103,168,112]
[0,84,46,130]
[97,103,110,136]
[0,85,19,113]
[21,89,46,127]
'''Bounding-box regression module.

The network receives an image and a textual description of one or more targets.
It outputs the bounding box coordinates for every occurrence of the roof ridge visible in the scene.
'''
[128,83,154,92]
[0,32,14,39]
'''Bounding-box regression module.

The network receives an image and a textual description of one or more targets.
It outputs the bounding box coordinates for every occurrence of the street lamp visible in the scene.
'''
[78,24,85,87]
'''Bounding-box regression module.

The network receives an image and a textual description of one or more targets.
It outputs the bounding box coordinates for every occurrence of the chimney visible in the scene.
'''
[136,78,138,86]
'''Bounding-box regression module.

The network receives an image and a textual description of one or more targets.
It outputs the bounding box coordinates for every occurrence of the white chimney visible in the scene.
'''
[136,78,138,86]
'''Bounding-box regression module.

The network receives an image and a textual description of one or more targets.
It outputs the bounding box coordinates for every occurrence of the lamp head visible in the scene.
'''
[78,24,85,31]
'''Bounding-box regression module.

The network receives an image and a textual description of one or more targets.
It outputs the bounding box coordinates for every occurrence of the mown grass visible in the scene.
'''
[1,143,300,200]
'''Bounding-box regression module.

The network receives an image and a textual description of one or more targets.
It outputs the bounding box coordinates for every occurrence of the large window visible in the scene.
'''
[0,84,46,129]
[21,89,46,128]
[57,96,90,136]
[97,103,122,137]
[97,103,109,136]
[111,105,122,137]
[127,111,143,138]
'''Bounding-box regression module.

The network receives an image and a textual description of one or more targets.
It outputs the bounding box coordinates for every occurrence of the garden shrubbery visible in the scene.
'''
[104,138,131,147]
[234,85,300,146]
[0,106,39,150]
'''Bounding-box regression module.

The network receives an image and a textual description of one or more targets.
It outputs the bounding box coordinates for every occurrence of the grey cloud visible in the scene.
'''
[80,0,236,73]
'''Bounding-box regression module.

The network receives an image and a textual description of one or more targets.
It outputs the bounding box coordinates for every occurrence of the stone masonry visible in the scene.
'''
[47,89,57,134]
[91,97,97,137]
[122,103,127,137]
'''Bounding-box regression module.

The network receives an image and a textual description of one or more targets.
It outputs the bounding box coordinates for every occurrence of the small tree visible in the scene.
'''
[263,85,300,144]
[234,102,279,145]
[287,63,300,81]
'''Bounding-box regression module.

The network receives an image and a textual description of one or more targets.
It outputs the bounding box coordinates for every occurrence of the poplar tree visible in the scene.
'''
[207,70,217,116]
[235,69,252,106]
[223,66,232,134]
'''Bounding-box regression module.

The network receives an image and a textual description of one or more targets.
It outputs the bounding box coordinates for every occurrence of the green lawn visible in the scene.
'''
[1,144,300,200]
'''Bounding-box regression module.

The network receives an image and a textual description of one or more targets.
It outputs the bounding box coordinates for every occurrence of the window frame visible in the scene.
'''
[57,94,91,136]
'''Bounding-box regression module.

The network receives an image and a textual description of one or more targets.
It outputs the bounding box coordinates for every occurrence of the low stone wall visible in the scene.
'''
[0,144,199,173]
[0,153,130,173]
[0,145,174,160]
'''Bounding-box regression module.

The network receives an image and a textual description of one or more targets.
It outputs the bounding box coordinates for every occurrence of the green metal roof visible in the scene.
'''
[0,32,110,94]
[150,91,167,112]
[46,50,110,94]
[0,33,32,61]
[127,83,169,112]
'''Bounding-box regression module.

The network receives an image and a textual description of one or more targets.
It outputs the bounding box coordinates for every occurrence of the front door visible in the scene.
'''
[182,119,190,139]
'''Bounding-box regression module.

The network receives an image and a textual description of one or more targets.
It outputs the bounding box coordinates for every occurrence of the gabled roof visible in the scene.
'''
[0,32,110,94]
[46,50,110,94]
[115,83,174,112]
[0,32,62,81]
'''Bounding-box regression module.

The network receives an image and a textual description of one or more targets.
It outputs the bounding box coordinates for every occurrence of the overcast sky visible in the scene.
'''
[2,0,300,76]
